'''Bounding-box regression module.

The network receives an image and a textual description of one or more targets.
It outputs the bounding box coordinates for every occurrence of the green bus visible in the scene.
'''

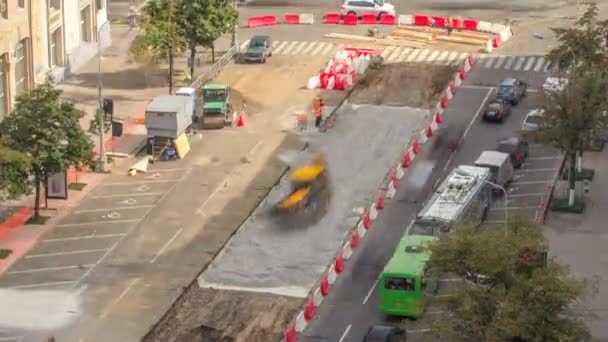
[379,233,438,318]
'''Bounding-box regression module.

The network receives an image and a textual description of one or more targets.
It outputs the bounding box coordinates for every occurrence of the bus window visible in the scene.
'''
[384,277,416,291]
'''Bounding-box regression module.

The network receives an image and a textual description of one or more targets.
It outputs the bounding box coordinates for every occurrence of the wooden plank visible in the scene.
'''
[434,34,488,46]
[323,33,426,48]
[393,25,491,41]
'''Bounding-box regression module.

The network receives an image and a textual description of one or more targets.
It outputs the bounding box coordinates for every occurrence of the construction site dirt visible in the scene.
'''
[142,55,458,342]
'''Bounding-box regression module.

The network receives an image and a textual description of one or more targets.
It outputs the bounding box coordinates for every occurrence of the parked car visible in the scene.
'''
[244,35,272,63]
[521,108,545,131]
[474,150,514,194]
[482,99,512,122]
[340,0,396,19]
[543,77,568,94]
[362,325,406,342]
[496,137,529,168]
[497,78,527,105]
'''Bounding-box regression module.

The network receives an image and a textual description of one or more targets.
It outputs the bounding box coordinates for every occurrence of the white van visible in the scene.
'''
[474,151,514,191]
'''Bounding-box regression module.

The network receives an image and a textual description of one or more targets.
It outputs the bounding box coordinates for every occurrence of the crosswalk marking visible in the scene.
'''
[282,41,299,54]
[436,51,448,62]
[494,56,505,69]
[321,43,335,55]
[388,47,402,61]
[427,50,439,62]
[544,61,552,72]
[524,56,536,71]
[301,41,316,54]
[399,48,412,61]
[513,57,525,70]
[274,41,289,54]
[484,56,494,68]
[458,53,468,62]
[240,40,250,50]
[534,57,545,72]
[406,49,420,62]
[447,51,458,64]
[503,56,514,69]
[416,49,430,62]
[311,42,326,55]
[291,42,307,55]
[381,46,395,59]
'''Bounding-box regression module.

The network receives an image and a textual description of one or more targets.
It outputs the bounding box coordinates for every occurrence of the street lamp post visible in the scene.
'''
[97,20,110,173]
[231,0,238,49]
[455,167,509,236]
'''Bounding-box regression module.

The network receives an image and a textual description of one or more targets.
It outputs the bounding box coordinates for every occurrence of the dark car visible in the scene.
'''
[483,99,512,122]
[362,325,406,342]
[497,78,527,105]
[244,35,272,63]
[496,136,529,168]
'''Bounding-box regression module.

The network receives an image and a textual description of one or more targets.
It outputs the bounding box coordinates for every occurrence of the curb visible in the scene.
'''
[283,55,476,341]
[534,154,566,224]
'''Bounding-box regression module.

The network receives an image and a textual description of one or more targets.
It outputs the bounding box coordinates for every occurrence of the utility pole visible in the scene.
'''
[231,0,238,49]
[97,20,110,173]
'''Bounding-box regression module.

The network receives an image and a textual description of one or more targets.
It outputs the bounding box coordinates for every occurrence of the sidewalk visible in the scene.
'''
[544,150,608,339]
[0,24,169,274]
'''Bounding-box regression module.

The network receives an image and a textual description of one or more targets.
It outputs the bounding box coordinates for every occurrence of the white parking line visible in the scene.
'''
[43,234,126,242]
[56,219,139,227]
[91,192,163,199]
[512,180,549,185]
[490,206,537,211]
[0,337,24,341]
[439,278,462,282]
[25,249,108,258]
[510,193,544,198]
[147,168,192,173]
[527,156,562,160]
[12,281,76,289]
[100,278,140,319]
[150,228,183,263]
[104,179,182,186]
[7,264,94,274]
[338,324,352,342]
[362,277,379,305]
[515,168,559,173]
[74,205,154,213]
[408,328,432,334]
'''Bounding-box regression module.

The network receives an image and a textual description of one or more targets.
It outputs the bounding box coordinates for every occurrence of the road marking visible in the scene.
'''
[100,278,140,319]
[321,43,335,55]
[439,278,462,282]
[104,179,182,186]
[387,47,402,62]
[513,57,525,70]
[0,337,24,341]
[435,50,448,63]
[136,185,151,191]
[534,57,545,72]
[408,328,432,334]
[311,42,326,55]
[12,281,77,289]
[415,49,430,62]
[544,61,553,72]
[281,41,299,54]
[301,41,316,54]
[447,51,458,64]
[119,198,137,205]
[486,220,505,224]
[490,206,537,211]
[101,211,121,220]
[510,193,544,198]
[426,50,439,62]
[405,48,420,62]
[494,56,505,69]
[74,205,153,213]
[527,156,562,160]
[239,40,249,50]
[144,173,162,179]
[8,264,94,274]
[398,48,412,61]
[426,309,446,314]
[362,277,379,305]
[515,168,559,173]
[338,324,352,342]
[484,57,494,68]
[56,219,140,227]
[503,56,514,69]
[381,46,395,58]
[273,41,289,54]
[43,234,126,242]
[524,56,536,71]
[91,192,162,199]
[150,228,183,263]
[511,180,548,185]
[291,41,307,55]
[458,52,468,63]
[443,88,493,172]
[25,249,108,258]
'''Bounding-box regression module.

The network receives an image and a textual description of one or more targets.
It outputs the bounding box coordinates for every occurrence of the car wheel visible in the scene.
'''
[262,57,266,63]
[377,11,387,20]
[513,99,518,106]
[347,11,356,16]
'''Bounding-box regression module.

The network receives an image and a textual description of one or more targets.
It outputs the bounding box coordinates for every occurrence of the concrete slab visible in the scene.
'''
[198,104,427,296]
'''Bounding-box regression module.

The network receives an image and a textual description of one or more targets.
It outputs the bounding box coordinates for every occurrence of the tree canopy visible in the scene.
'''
[0,83,95,220]
[0,144,31,199]
[427,214,595,342]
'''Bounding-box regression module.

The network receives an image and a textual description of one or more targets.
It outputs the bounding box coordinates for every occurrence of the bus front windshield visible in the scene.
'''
[203,89,226,102]
[384,277,416,291]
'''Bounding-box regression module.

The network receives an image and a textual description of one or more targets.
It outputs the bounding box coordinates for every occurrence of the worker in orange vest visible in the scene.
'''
[297,111,307,131]
[313,95,324,128]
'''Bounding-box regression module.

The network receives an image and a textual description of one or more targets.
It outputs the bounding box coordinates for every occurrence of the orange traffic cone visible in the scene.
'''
[236,112,245,127]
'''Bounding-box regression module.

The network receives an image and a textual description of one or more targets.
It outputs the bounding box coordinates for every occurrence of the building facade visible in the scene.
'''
[0,0,108,120]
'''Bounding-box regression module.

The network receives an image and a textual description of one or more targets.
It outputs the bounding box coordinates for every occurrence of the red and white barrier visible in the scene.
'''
[308,48,377,90]
[284,13,314,24]
[285,55,474,342]
[247,15,277,28]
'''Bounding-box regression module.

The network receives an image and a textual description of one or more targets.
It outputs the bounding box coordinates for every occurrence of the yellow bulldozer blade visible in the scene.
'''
[277,187,311,209]
[291,164,324,183]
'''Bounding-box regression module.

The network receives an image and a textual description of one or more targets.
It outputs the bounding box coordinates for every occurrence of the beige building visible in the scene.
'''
[0,0,108,120]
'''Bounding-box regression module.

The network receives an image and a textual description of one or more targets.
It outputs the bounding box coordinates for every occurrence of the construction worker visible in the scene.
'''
[446,16,453,36]
[297,111,307,131]
[313,95,324,128]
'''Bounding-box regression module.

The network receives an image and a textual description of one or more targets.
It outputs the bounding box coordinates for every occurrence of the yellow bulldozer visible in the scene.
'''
[273,153,331,220]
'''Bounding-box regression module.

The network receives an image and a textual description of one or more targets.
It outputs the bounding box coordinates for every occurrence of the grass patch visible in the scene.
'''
[68,182,87,191]
[561,168,595,181]
[551,196,586,213]
[26,215,49,225]
[0,249,12,260]
[114,18,128,25]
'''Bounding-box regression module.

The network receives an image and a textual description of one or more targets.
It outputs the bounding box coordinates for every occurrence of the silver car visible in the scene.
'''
[340,0,395,18]
[521,108,545,131]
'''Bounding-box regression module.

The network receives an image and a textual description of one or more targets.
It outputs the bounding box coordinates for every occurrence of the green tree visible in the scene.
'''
[131,0,186,94]
[540,70,608,206]
[88,108,112,135]
[0,144,32,198]
[176,0,238,79]
[0,83,96,221]
[426,215,594,342]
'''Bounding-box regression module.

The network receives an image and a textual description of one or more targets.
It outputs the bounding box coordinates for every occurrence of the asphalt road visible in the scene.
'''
[300,62,563,341]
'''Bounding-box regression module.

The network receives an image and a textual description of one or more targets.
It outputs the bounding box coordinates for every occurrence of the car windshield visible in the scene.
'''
[250,38,266,48]
[203,89,226,101]
[374,0,384,6]
[525,115,543,125]
[488,103,501,111]
[498,85,514,96]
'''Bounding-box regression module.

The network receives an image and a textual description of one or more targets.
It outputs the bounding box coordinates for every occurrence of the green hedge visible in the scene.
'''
[551,196,586,213]
[561,168,595,181]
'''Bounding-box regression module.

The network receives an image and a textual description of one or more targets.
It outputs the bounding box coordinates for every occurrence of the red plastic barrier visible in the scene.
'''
[463,19,478,31]
[325,12,340,24]
[377,192,385,210]
[343,13,358,25]
[440,95,448,108]
[304,299,316,320]
[248,17,264,28]
[361,13,377,24]
[450,81,456,94]
[468,55,475,65]
[412,139,420,154]
[380,14,396,25]
[363,210,372,229]
[435,111,442,124]
[426,122,433,137]
[285,324,297,342]
[414,14,429,26]
[335,253,345,273]
[451,17,463,29]
[402,152,411,168]
[493,35,502,48]
[350,229,360,248]
[320,275,331,295]
[459,67,466,80]
[263,15,277,26]
[284,13,299,24]
[432,16,446,28]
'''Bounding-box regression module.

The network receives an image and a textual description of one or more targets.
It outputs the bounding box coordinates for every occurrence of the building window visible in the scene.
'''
[50,29,62,67]
[49,0,60,10]
[0,55,7,120]
[80,7,92,42]
[14,42,28,97]
[18,0,25,8]
[96,0,104,10]
[1,0,8,19]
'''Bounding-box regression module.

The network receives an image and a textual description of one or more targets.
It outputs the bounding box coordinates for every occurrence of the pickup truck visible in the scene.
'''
[244,35,272,63]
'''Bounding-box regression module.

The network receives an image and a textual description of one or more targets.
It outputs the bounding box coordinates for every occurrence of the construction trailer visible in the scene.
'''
[407,165,493,236]
[145,95,193,161]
